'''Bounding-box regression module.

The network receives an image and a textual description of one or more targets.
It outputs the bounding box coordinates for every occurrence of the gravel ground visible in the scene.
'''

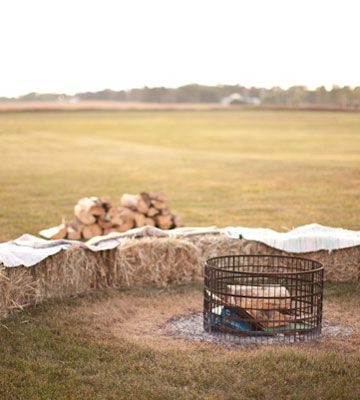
[164,313,354,347]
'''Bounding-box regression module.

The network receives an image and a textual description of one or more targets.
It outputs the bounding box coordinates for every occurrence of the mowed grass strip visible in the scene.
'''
[0,284,360,400]
[0,110,359,241]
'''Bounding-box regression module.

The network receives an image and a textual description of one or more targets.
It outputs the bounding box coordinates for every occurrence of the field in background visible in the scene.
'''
[0,102,355,112]
[0,109,359,241]
[1,110,360,399]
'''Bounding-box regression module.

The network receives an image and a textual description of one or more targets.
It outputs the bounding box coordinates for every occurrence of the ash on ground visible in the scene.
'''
[163,313,353,347]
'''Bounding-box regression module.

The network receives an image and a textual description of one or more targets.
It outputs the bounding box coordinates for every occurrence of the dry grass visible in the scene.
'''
[2,235,358,321]
[78,286,360,353]
[1,283,360,400]
[0,110,360,242]
[1,109,360,398]
[0,101,232,112]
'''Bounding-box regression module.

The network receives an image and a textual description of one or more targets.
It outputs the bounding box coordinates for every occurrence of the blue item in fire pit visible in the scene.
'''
[210,306,252,332]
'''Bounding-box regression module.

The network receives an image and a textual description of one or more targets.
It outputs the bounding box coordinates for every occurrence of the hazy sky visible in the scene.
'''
[0,0,359,97]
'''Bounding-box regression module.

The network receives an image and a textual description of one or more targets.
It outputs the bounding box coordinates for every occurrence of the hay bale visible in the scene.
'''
[0,266,37,320]
[190,235,360,283]
[0,234,359,321]
[112,237,201,287]
[0,246,103,320]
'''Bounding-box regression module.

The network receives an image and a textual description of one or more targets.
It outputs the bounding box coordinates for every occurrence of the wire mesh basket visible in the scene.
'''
[204,255,324,344]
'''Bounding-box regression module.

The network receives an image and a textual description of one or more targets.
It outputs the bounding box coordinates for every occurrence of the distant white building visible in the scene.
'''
[221,93,261,105]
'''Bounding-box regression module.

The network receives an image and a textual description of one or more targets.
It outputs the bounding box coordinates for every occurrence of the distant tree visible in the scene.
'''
[2,84,359,108]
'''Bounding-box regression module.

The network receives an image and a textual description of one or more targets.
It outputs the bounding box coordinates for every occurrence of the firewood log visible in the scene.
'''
[155,214,173,229]
[106,206,119,219]
[69,218,84,230]
[172,214,183,228]
[118,208,135,223]
[102,227,120,235]
[140,192,152,208]
[89,204,105,217]
[99,196,112,210]
[74,198,97,225]
[151,197,166,210]
[98,217,113,229]
[109,214,125,226]
[39,224,67,240]
[121,194,149,214]
[160,207,171,216]
[66,219,84,240]
[226,285,292,310]
[82,223,103,240]
[146,207,159,217]
[67,226,82,240]
[115,221,135,232]
[144,217,156,227]
[134,212,146,227]
[41,192,182,240]
[152,194,165,202]
[106,207,123,225]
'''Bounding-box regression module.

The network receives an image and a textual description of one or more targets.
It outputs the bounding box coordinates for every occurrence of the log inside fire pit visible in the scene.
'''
[204,255,324,344]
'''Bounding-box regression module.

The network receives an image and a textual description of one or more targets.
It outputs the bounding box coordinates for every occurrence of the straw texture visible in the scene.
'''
[0,236,359,320]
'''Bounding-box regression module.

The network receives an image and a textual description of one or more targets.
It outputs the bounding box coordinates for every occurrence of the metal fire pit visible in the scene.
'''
[204,255,324,344]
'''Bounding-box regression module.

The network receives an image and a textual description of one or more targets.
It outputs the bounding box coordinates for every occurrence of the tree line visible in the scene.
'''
[1,84,360,107]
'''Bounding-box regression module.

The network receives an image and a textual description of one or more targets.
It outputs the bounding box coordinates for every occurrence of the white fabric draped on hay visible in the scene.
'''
[1,224,360,268]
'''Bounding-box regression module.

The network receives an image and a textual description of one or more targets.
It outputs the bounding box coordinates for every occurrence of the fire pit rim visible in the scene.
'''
[204,254,324,343]
[205,254,323,276]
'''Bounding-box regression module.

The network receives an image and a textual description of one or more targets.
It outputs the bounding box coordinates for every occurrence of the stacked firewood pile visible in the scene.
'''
[39,193,183,240]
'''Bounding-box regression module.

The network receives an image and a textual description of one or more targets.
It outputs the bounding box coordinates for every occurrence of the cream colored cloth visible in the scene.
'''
[1,224,360,268]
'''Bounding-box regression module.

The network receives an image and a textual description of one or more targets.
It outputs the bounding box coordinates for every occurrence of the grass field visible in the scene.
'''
[0,110,360,241]
[1,283,360,400]
[1,110,360,399]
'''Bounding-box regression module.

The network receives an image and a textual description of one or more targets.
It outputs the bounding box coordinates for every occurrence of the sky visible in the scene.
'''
[0,0,359,97]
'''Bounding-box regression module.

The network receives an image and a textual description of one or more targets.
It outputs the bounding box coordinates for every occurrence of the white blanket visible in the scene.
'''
[224,223,360,253]
[0,224,359,268]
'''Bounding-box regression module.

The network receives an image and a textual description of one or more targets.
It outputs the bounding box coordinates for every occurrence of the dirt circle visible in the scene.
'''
[79,288,360,351]
[163,312,354,347]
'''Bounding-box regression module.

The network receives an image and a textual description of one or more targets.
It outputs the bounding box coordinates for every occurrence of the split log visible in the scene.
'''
[39,224,67,240]
[140,192,152,208]
[41,192,183,240]
[106,207,124,226]
[155,214,173,230]
[69,218,84,231]
[89,204,105,217]
[99,196,112,210]
[226,285,291,310]
[152,194,165,202]
[114,221,135,232]
[134,212,146,227]
[160,207,171,216]
[151,196,166,210]
[118,208,135,224]
[98,218,114,230]
[172,214,183,228]
[147,207,159,217]
[66,219,84,240]
[121,194,149,214]
[144,217,156,227]
[107,206,119,219]
[82,223,103,240]
[102,227,120,235]
[74,198,98,225]
[67,226,82,240]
